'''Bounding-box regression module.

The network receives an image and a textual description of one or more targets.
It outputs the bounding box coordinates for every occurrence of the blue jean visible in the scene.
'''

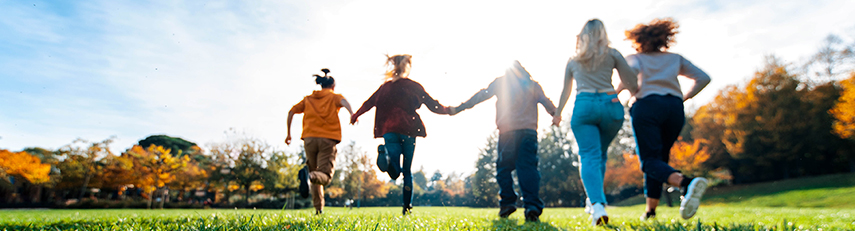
[630,95,684,199]
[496,129,543,214]
[383,132,416,207]
[570,92,625,205]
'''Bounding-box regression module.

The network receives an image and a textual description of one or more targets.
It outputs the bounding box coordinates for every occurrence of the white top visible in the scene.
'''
[626,52,710,100]
[566,48,638,93]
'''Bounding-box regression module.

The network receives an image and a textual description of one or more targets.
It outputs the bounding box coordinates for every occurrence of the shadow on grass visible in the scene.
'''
[490,217,560,231]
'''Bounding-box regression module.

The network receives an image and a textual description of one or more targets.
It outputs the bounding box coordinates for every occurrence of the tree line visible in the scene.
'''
[2,34,854,208]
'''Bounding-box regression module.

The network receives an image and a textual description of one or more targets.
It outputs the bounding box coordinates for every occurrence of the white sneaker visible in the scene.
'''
[584,198,592,214]
[680,177,709,219]
[590,203,608,226]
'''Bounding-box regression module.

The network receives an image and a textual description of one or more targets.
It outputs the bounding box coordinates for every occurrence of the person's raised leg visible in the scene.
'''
[383,133,403,180]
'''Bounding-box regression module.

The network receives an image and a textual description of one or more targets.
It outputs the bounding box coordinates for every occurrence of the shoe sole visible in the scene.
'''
[680,178,709,219]
[499,207,517,218]
[595,215,609,226]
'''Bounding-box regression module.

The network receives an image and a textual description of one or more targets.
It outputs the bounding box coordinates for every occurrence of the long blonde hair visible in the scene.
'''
[385,54,412,81]
[573,19,610,70]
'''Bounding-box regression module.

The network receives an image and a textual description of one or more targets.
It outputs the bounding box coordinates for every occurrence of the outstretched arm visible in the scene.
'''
[341,98,354,117]
[286,110,295,145]
[417,86,450,115]
[286,100,305,145]
[351,86,381,124]
[451,79,498,115]
[555,62,575,118]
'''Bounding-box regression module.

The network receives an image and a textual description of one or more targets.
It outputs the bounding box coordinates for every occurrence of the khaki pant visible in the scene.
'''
[304,137,338,212]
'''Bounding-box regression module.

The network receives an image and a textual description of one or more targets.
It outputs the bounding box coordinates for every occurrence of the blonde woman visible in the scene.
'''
[351,54,450,215]
[623,18,711,220]
[553,18,638,226]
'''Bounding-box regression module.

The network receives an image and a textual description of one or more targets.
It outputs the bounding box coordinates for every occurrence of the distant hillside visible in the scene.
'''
[613,173,855,208]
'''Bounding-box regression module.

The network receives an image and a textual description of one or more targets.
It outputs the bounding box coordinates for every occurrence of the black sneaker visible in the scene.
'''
[498,206,517,218]
[640,211,656,221]
[524,209,540,222]
[402,205,413,215]
[298,166,309,198]
[377,145,388,173]
[315,210,323,215]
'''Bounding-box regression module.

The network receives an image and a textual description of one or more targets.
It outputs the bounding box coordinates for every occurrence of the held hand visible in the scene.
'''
[285,135,292,145]
[448,106,459,116]
[551,115,562,127]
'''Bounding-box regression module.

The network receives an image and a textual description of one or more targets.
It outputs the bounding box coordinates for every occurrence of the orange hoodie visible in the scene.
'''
[290,89,345,142]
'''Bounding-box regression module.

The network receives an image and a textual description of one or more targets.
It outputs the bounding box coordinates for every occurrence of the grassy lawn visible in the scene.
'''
[1,206,853,230]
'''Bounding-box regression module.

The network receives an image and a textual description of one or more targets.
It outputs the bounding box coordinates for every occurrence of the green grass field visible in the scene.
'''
[2,174,854,230]
[1,206,853,230]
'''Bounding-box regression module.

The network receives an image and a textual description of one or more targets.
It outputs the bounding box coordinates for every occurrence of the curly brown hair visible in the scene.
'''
[625,18,679,53]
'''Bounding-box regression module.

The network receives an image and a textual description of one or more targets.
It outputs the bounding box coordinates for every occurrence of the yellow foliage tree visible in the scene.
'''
[670,138,712,177]
[0,150,51,184]
[124,145,189,208]
[831,73,855,139]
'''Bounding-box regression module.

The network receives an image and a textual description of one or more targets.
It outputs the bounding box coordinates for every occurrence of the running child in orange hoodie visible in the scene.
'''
[286,68,354,215]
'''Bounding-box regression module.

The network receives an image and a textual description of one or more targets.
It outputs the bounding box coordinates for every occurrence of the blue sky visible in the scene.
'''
[2,0,854,177]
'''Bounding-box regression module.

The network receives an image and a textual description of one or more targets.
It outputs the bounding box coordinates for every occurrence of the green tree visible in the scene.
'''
[137,135,198,157]
[537,124,584,207]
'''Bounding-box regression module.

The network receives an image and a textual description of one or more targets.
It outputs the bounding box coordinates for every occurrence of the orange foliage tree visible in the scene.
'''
[0,150,51,184]
[831,72,855,140]
[669,138,712,177]
[124,145,189,208]
[604,152,642,194]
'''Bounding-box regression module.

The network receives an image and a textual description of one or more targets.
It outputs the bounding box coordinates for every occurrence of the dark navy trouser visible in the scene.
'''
[496,129,543,213]
[630,94,684,199]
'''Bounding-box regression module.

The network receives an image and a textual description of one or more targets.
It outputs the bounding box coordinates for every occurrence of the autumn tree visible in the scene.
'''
[124,145,189,208]
[0,150,51,202]
[55,138,115,200]
[338,142,388,206]
[669,138,712,177]
[831,72,855,171]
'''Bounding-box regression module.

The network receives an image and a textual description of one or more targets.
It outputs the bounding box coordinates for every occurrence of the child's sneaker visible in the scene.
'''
[680,177,709,219]
[298,166,309,198]
[590,203,608,226]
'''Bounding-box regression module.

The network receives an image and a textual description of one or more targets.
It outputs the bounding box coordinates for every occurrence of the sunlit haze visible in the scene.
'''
[2,0,854,180]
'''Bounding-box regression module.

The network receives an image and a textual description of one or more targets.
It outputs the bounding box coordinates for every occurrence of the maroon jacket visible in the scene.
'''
[352,78,449,138]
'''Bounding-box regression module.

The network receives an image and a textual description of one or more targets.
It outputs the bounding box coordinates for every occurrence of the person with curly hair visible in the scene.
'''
[621,18,711,220]
[553,18,638,226]
[351,54,451,215]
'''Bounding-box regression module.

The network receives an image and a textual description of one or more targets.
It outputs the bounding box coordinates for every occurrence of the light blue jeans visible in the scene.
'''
[570,92,625,205]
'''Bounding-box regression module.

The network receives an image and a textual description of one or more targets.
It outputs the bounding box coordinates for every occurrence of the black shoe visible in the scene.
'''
[315,210,323,215]
[298,166,309,198]
[376,145,388,173]
[524,209,540,222]
[402,205,413,215]
[498,206,517,218]
[640,211,656,221]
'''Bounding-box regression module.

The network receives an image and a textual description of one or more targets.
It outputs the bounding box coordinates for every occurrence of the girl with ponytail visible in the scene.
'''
[286,68,354,215]
[351,54,451,215]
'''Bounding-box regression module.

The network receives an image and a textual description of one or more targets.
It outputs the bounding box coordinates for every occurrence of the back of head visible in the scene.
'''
[385,54,412,81]
[314,68,335,88]
[574,19,610,69]
[625,18,679,53]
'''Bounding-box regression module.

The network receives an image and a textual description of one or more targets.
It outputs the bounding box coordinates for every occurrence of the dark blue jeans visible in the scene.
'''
[383,132,416,207]
[630,95,684,199]
[496,129,543,214]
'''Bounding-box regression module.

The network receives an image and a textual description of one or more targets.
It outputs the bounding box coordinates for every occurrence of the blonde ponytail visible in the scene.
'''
[385,54,412,81]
